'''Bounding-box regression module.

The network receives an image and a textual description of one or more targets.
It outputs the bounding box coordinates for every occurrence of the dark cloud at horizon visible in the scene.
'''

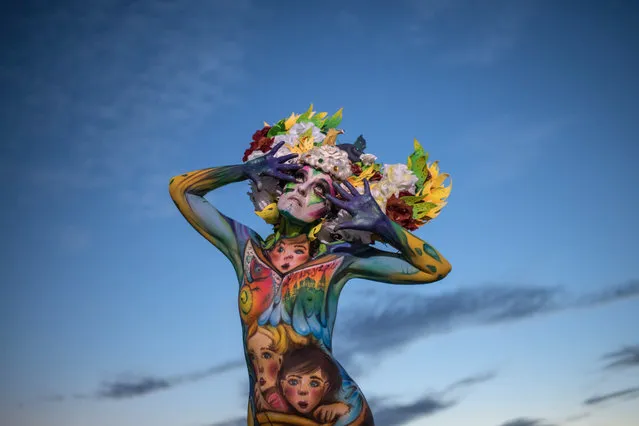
[583,386,639,406]
[206,370,493,426]
[334,279,639,362]
[371,394,456,425]
[497,418,556,426]
[601,344,639,370]
[97,360,244,399]
[42,279,638,402]
[442,371,497,394]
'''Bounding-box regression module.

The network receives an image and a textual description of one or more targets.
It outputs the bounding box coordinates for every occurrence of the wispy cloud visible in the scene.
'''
[497,418,556,426]
[371,394,455,425]
[458,117,562,187]
[334,280,639,364]
[564,412,590,423]
[583,386,639,406]
[405,0,536,66]
[41,280,638,402]
[97,360,245,399]
[600,344,639,370]
[2,1,254,218]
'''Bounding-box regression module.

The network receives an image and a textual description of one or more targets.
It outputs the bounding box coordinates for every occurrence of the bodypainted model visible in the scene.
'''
[169,106,452,425]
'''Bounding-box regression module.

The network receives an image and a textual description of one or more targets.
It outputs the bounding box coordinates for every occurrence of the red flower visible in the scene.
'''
[351,164,362,175]
[370,171,383,182]
[243,126,274,162]
[386,194,419,230]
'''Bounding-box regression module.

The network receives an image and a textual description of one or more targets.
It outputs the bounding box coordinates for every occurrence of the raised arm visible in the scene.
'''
[326,180,451,284]
[169,142,300,277]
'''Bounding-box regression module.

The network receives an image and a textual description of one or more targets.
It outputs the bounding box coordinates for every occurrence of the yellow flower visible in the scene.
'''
[255,203,280,224]
[284,113,300,130]
[323,128,344,146]
[347,166,376,189]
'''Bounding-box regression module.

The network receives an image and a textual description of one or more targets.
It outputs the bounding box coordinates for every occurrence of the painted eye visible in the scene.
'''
[262,352,272,359]
[314,185,326,196]
[287,378,299,386]
[278,247,285,253]
[294,249,305,255]
[310,380,320,388]
[295,172,305,183]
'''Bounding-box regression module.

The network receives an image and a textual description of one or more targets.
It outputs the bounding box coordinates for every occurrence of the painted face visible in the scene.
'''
[277,166,334,224]
[269,238,310,273]
[247,332,283,392]
[280,368,329,414]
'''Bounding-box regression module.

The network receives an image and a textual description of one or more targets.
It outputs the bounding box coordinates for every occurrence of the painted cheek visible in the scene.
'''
[283,385,296,402]
[307,193,324,206]
[266,361,279,382]
[308,388,323,408]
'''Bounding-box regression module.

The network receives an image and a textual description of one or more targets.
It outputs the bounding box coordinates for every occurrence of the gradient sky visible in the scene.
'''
[1,1,638,426]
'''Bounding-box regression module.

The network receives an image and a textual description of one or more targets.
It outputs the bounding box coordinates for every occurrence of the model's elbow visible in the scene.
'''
[168,175,185,199]
[437,260,452,280]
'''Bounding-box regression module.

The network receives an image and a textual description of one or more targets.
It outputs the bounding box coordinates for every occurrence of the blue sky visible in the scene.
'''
[1,1,638,426]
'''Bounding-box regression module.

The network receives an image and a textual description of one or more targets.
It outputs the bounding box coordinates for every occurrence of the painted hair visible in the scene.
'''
[246,323,309,354]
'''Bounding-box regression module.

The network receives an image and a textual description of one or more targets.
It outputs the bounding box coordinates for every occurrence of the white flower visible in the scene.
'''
[288,122,326,143]
[246,150,266,162]
[273,133,297,147]
[272,144,293,159]
[381,164,418,194]
[360,153,377,165]
[299,145,352,180]
[370,185,389,212]
[369,164,418,212]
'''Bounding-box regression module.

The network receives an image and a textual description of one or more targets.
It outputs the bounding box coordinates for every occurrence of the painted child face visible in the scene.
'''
[280,368,329,414]
[269,238,310,273]
[248,332,282,392]
[277,166,334,224]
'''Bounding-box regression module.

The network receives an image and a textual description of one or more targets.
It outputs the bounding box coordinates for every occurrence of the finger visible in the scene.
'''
[333,182,352,200]
[277,153,299,162]
[334,221,369,232]
[267,171,297,182]
[363,178,371,194]
[343,179,358,195]
[277,163,302,171]
[271,140,285,153]
[324,194,349,210]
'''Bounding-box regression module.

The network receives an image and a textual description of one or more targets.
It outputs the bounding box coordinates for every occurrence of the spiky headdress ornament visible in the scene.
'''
[243,105,451,242]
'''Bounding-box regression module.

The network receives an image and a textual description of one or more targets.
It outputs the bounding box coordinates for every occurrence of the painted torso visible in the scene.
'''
[238,240,374,426]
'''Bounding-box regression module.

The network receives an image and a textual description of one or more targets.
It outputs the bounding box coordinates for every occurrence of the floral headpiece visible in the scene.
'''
[243,105,451,240]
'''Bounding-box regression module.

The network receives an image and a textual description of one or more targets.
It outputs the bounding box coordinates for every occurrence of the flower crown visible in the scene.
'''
[243,105,451,236]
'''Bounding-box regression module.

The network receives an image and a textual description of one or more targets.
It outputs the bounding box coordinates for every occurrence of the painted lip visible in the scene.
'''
[259,378,266,386]
[298,401,309,409]
[280,263,290,270]
[287,195,303,206]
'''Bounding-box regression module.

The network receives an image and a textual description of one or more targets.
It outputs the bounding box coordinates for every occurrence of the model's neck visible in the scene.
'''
[277,216,316,238]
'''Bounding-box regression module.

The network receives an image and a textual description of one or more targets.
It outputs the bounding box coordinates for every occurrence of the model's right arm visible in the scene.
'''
[169,143,301,275]
[169,165,255,275]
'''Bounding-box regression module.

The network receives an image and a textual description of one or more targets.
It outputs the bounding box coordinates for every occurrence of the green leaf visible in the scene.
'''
[323,108,343,129]
[267,119,286,137]
[412,202,438,219]
[407,141,431,189]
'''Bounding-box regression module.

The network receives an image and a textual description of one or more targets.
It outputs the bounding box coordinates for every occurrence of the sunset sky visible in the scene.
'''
[1,1,638,426]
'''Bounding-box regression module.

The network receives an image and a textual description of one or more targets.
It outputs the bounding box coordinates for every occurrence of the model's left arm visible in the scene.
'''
[326,180,451,284]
